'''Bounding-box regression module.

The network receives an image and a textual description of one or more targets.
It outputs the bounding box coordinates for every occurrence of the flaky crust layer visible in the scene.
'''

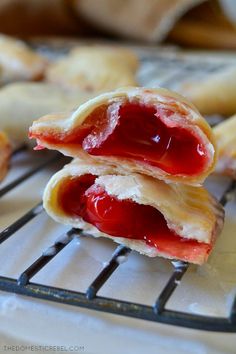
[31,87,217,185]
[43,158,224,264]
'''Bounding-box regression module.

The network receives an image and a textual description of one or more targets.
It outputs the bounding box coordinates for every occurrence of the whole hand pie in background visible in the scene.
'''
[0,82,94,144]
[30,87,217,186]
[45,46,139,92]
[180,66,236,117]
[0,42,139,144]
[0,34,48,83]
[214,114,236,178]
[43,158,224,265]
[0,131,11,182]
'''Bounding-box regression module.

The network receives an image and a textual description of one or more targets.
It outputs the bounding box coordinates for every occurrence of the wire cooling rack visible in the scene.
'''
[0,46,236,332]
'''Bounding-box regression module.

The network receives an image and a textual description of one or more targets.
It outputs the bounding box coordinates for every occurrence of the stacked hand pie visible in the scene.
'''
[30,87,225,264]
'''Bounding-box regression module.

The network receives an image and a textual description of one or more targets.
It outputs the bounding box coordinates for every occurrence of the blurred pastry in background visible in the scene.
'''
[0,0,236,50]
[0,82,93,144]
[0,131,11,182]
[0,34,48,84]
[214,114,236,178]
[180,66,236,117]
[75,0,236,49]
[45,46,139,92]
[0,43,139,144]
[167,0,236,49]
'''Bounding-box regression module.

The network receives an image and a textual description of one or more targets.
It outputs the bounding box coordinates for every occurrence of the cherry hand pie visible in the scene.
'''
[214,114,236,178]
[30,87,217,185]
[0,34,47,83]
[180,66,236,117]
[43,159,224,265]
[0,82,94,144]
[0,131,11,182]
[45,46,139,92]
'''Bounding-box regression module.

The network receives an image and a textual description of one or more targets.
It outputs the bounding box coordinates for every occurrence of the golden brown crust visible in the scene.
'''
[31,86,217,185]
[45,46,139,92]
[0,131,11,182]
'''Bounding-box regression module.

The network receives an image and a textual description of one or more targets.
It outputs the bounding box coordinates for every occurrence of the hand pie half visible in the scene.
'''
[0,131,11,182]
[30,87,217,185]
[214,114,236,178]
[45,46,138,92]
[43,159,224,265]
[0,34,47,83]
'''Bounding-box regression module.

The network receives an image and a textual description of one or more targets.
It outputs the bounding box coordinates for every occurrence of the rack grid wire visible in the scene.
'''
[0,49,236,333]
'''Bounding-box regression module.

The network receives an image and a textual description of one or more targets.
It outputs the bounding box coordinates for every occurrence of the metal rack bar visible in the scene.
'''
[12,144,27,156]
[0,153,61,197]
[0,276,235,332]
[154,261,189,314]
[86,245,131,300]
[0,202,43,244]
[219,180,236,206]
[18,228,78,286]
[230,297,236,323]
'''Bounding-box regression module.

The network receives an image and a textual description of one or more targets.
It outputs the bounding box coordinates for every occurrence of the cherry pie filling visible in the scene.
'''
[58,174,212,262]
[33,101,208,176]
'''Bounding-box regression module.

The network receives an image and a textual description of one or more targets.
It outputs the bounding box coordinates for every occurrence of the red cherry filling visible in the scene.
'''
[83,103,206,175]
[33,102,208,176]
[58,175,211,263]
